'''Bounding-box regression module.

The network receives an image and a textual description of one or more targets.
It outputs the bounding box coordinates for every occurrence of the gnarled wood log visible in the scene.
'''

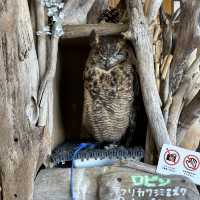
[0,0,49,199]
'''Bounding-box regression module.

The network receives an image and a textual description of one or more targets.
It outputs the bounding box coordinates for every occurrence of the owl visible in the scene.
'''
[82,33,139,145]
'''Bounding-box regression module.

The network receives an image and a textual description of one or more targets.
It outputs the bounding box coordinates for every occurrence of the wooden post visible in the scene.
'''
[0,0,49,199]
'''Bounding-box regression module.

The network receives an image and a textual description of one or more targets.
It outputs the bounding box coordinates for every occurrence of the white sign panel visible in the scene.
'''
[156,144,200,185]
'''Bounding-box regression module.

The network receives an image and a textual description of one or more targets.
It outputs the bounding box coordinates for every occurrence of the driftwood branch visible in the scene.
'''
[169,1,200,95]
[35,0,48,127]
[38,36,59,107]
[126,0,171,149]
[62,23,128,39]
[167,0,200,144]
[146,0,164,24]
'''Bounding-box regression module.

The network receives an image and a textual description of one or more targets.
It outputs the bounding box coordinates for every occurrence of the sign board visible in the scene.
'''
[157,144,200,185]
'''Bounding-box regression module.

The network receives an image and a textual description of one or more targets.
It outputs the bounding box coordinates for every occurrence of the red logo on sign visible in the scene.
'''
[164,149,180,166]
[183,155,200,171]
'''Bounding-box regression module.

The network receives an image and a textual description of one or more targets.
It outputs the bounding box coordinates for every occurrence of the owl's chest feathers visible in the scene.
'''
[85,46,134,97]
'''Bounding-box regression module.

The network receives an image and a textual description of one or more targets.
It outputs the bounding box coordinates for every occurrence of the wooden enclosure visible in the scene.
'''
[0,0,200,199]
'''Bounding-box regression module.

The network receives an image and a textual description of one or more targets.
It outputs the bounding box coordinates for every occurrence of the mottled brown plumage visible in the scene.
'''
[82,35,139,144]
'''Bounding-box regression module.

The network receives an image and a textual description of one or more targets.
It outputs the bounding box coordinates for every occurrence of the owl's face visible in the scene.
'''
[90,36,129,70]
[84,36,134,102]
[82,36,136,142]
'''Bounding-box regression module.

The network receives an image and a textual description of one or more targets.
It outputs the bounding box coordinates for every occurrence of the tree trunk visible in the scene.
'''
[0,0,49,199]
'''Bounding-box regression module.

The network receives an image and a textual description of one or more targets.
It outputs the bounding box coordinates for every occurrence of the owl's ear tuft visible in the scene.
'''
[90,30,100,47]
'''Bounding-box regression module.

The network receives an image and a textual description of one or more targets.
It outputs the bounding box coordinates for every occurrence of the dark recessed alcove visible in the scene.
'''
[58,37,147,148]
[59,38,91,142]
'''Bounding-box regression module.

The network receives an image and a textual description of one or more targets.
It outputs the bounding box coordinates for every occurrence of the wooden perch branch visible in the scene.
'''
[35,0,46,79]
[169,0,200,95]
[62,23,128,39]
[126,0,171,149]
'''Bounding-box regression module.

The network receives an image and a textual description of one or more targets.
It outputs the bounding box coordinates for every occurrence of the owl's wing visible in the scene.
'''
[121,66,140,147]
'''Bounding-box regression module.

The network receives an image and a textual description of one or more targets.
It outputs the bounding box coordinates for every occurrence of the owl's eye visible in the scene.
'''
[108,51,128,67]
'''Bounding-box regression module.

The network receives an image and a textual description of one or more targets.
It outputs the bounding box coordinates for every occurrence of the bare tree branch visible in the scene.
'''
[126,0,171,150]
[38,37,59,106]
[35,0,48,127]
[167,1,200,144]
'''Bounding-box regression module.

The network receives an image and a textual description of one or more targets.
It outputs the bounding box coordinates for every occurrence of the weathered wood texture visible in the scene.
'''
[144,127,158,164]
[177,90,200,146]
[180,120,200,150]
[126,0,171,149]
[62,24,128,39]
[0,0,49,199]
[168,0,200,144]
[63,0,96,25]
[146,0,164,24]
[33,167,200,200]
